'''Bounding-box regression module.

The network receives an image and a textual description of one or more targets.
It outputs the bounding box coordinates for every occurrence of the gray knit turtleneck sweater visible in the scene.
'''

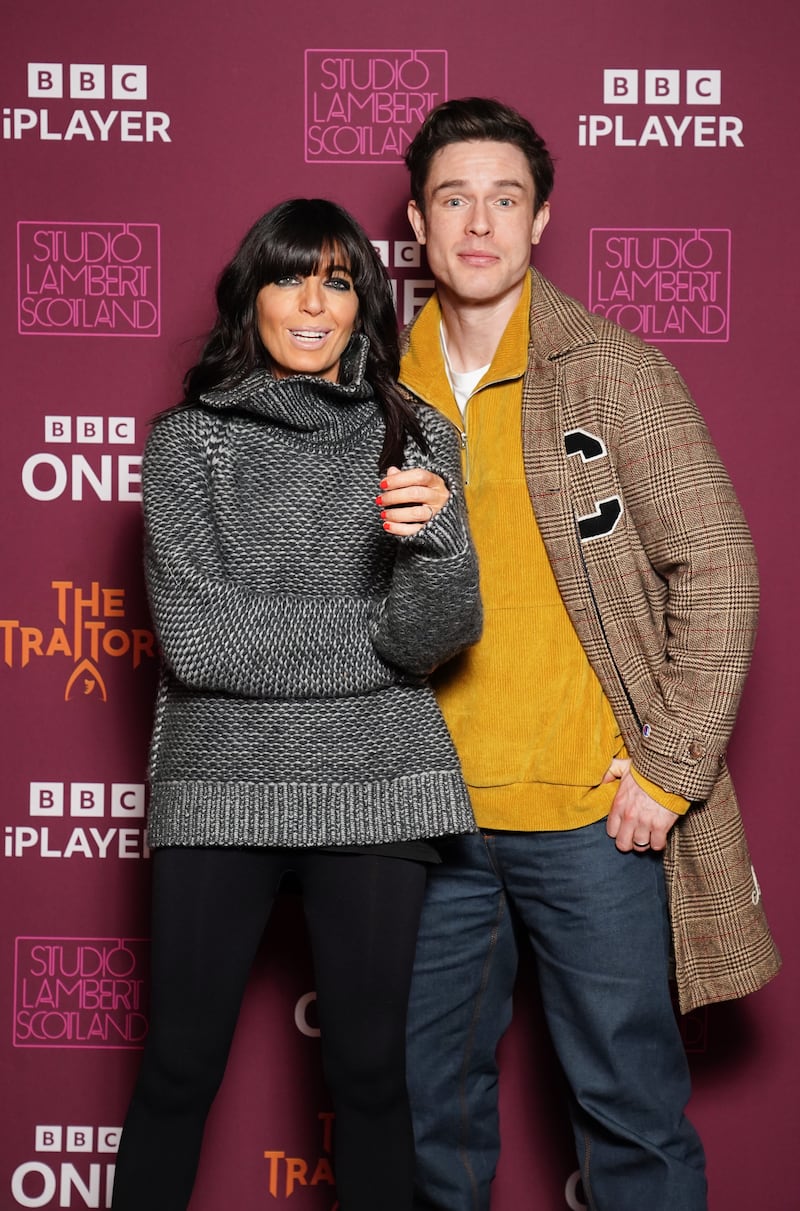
[142,337,482,849]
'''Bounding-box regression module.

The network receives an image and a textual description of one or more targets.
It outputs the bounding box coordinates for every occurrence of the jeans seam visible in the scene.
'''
[456,865,508,1211]
[581,1128,598,1211]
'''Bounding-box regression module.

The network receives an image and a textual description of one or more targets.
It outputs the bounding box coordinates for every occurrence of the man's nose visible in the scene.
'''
[467,201,492,236]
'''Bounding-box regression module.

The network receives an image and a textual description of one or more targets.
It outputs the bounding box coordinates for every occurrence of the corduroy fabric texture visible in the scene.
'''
[143,336,481,850]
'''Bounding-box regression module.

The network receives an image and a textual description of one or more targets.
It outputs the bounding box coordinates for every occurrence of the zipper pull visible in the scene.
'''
[459,428,470,485]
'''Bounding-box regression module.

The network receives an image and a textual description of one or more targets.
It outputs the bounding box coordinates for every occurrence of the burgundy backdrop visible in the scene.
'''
[2,2,797,1208]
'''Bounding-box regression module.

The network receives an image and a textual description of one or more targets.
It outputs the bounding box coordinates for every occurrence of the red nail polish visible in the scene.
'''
[382,521,391,531]
[380,510,387,519]
[375,495,383,506]
[380,478,389,489]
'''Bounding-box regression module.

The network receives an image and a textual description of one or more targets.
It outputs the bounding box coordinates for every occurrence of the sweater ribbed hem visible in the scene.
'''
[147,772,476,848]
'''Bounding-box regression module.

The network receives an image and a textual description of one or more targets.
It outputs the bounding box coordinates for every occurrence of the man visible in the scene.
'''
[378,98,779,1211]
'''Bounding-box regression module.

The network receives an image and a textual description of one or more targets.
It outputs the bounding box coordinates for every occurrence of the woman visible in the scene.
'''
[111,198,481,1211]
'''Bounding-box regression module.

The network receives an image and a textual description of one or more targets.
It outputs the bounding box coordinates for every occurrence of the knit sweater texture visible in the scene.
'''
[143,337,482,849]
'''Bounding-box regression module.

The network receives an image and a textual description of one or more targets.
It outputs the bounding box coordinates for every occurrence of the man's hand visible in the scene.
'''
[376,465,450,536]
[603,756,680,853]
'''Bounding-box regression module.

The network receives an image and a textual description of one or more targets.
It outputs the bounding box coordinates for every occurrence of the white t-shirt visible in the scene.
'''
[440,323,489,417]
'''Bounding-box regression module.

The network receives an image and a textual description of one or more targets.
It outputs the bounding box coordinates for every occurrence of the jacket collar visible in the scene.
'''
[526,267,599,361]
[401,268,599,370]
[399,274,533,422]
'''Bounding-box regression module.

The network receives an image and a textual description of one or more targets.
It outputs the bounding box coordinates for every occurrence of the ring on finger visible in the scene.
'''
[424,503,434,522]
[633,839,650,848]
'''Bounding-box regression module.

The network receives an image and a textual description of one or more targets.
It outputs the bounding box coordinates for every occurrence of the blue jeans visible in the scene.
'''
[406,823,707,1211]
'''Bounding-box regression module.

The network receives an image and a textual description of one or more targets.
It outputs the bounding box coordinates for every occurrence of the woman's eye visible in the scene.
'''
[276,275,300,287]
[326,277,352,291]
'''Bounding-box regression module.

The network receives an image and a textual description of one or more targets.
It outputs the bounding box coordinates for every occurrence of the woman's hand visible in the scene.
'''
[375,466,450,536]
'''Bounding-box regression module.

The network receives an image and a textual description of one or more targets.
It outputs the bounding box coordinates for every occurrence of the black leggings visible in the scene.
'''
[111,847,428,1211]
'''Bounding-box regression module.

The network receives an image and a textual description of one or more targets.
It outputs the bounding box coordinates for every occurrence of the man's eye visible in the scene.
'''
[444,197,464,207]
[497,198,513,207]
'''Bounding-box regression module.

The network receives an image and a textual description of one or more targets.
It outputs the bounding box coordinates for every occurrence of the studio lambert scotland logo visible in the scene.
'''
[305,49,447,163]
[589,228,731,342]
[14,937,148,1048]
[18,221,161,337]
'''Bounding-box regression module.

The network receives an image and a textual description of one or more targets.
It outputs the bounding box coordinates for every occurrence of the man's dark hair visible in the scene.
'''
[405,97,555,214]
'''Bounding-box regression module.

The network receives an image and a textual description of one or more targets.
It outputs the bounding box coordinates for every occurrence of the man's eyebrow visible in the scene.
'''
[431,178,527,194]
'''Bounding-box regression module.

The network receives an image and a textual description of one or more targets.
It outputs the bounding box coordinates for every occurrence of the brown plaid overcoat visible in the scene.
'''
[514,268,780,1011]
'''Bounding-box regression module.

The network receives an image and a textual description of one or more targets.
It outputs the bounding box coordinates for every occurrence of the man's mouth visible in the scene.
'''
[458,251,499,266]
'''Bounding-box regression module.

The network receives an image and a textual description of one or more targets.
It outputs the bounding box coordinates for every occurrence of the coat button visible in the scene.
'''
[688,740,705,760]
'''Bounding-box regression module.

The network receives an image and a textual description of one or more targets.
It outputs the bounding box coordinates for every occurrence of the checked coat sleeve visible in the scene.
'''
[600,344,760,802]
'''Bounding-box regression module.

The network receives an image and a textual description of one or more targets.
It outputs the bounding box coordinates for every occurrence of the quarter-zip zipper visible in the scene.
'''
[457,372,519,487]
[400,379,472,485]
[458,426,470,485]
[401,370,521,488]
[460,395,472,485]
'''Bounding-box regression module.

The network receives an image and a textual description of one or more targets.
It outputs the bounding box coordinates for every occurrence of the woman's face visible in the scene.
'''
[255,254,359,383]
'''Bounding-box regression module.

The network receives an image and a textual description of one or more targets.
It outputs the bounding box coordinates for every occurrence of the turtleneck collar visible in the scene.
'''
[199,334,379,444]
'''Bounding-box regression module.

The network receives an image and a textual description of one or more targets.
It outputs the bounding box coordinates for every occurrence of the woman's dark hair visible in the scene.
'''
[182,198,424,469]
[406,97,555,214]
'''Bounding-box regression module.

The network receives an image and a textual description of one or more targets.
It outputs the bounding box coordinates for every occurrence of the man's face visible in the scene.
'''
[408,140,549,309]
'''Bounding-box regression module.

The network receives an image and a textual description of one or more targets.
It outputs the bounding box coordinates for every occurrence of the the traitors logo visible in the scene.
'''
[264,1112,337,1204]
[589,228,731,342]
[305,49,446,163]
[0,579,155,701]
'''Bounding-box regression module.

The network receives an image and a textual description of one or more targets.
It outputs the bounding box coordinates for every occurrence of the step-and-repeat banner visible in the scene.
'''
[2,2,796,1208]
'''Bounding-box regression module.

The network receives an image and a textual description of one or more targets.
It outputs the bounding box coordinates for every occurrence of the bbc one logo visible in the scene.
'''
[3,64,171,142]
[4,782,148,861]
[305,49,446,163]
[11,1125,121,1210]
[578,69,744,148]
[22,414,142,503]
[18,222,161,337]
[589,228,731,342]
